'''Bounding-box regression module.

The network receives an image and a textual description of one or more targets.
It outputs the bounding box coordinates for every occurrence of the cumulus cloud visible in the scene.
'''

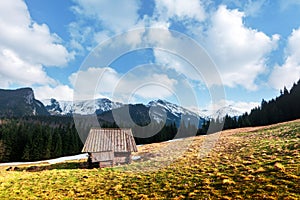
[269,28,300,90]
[69,66,178,102]
[154,0,206,22]
[153,49,203,81]
[0,49,55,87]
[205,5,279,90]
[243,0,267,16]
[68,21,94,53]
[114,72,177,101]
[188,99,259,117]
[70,0,143,50]
[201,99,259,113]
[34,85,74,101]
[69,67,120,100]
[69,0,206,53]
[69,1,282,94]
[152,5,279,90]
[223,100,260,113]
[72,0,141,33]
[0,0,71,66]
[221,0,267,17]
[0,0,72,87]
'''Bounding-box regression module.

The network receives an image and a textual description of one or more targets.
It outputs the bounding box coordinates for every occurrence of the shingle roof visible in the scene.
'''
[82,128,138,153]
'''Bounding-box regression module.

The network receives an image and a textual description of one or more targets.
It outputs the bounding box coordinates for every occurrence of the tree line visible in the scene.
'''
[101,120,199,145]
[0,116,201,162]
[0,117,82,162]
[221,79,300,129]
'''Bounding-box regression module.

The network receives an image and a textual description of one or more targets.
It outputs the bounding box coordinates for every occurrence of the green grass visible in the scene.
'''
[0,120,299,199]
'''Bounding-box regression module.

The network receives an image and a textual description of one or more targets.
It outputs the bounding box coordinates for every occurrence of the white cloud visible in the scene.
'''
[221,0,267,17]
[69,1,281,94]
[244,0,267,17]
[269,28,300,90]
[153,49,203,81]
[151,5,279,91]
[154,0,206,22]
[285,28,300,64]
[188,99,259,117]
[69,0,206,52]
[225,100,260,113]
[205,5,279,90]
[34,85,74,101]
[70,0,206,49]
[0,0,72,87]
[0,49,55,87]
[94,31,111,44]
[69,66,178,102]
[114,72,177,101]
[68,22,93,53]
[71,0,141,33]
[136,4,281,92]
[69,0,145,53]
[0,0,71,66]
[69,67,120,99]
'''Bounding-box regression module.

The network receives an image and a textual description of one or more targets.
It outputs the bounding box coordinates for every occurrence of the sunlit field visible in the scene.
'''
[0,120,299,199]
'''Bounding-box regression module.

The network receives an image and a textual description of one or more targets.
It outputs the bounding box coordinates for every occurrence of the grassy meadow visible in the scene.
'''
[0,120,299,199]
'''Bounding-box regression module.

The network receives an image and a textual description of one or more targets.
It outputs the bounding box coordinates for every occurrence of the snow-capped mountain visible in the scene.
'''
[0,86,252,123]
[42,98,246,128]
[43,98,206,128]
[211,105,244,119]
[148,99,199,118]
[41,98,123,115]
[195,105,245,119]
[147,99,205,127]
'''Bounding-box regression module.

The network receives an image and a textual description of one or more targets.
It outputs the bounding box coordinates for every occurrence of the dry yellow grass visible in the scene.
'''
[0,119,299,199]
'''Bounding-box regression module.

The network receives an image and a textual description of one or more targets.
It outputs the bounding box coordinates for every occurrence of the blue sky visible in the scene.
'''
[1,0,300,113]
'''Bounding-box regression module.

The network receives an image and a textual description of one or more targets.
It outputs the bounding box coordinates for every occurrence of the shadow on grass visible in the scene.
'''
[12,161,89,172]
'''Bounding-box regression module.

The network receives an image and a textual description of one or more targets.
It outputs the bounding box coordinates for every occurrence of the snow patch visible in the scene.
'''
[0,153,88,166]
[132,156,141,160]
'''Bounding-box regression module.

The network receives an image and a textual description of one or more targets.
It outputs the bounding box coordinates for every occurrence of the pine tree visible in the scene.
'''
[52,130,62,157]
[44,127,52,159]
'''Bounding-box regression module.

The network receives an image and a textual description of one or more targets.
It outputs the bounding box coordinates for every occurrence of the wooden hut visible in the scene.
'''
[82,128,137,168]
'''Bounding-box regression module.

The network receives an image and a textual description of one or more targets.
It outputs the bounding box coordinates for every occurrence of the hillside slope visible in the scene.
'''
[0,120,299,199]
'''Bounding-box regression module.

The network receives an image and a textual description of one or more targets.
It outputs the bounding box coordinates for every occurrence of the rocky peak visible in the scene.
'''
[0,87,49,117]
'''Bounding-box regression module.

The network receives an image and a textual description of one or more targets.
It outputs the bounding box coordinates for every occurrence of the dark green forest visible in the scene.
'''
[221,79,300,129]
[0,116,193,162]
[0,117,82,162]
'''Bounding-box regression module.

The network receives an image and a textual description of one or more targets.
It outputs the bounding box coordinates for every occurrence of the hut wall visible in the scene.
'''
[99,161,113,168]
[114,152,131,164]
[91,151,113,162]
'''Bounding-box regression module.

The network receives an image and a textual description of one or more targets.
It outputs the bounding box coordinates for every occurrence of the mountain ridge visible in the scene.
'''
[42,98,244,128]
[41,98,243,119]
[0,87,244,124]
